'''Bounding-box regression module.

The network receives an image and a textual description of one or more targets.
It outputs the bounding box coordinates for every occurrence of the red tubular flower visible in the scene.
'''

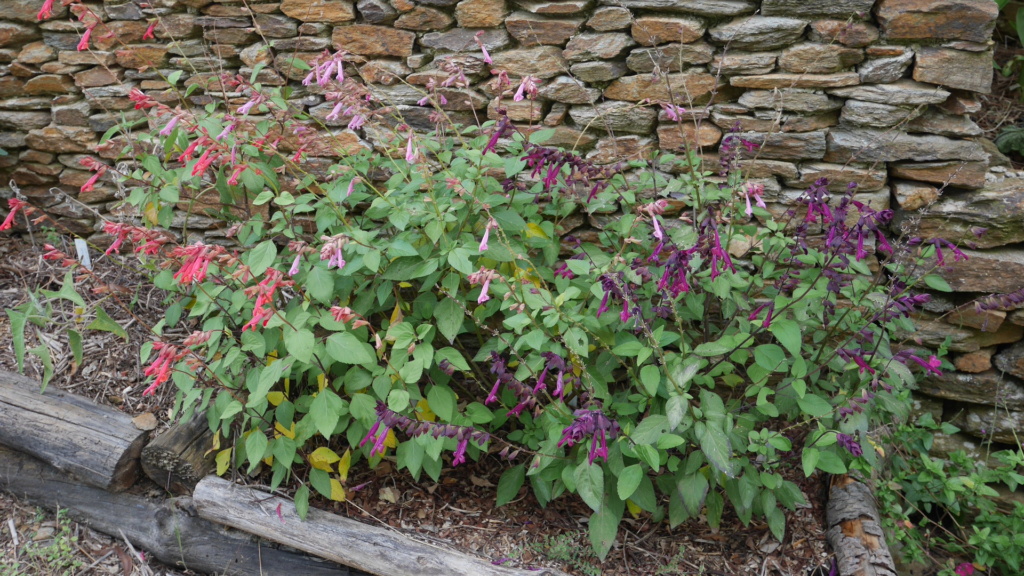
[142,341,185,395]
[142,20,157,41]
[0,198,28,231]
[171,242,221,284]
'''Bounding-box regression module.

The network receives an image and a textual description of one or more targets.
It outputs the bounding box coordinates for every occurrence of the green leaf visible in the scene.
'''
[68,330,83,368]
[814,450,847,474]
[496,464,525,507]
[247,240,277,277]
[796,394,833,418]
[427,385,456,421]
[528,128,556,144]
[575,461,604,513]
[678,473,709,519]
[769,319,802,356]
[923,274,952,292]
[639,365,661,396]
[617,464,644,501]
[7,310,27,371]
[284,328,314,364]
[666,395,690,431]
[635,444,660,471]
[310,389,345,438]
[434,298,463,344]
[589,506,620,562]
[388,389,411,412]
[693,340,734,357]
[245,430,269,472]
[447,248,475,275]
[29,345,53,392]
[294,485,310,519]
[631,415,669,445]
[696,421,736,478]
[305,267,334,303]
[754,344,786,372]
[801,448,819,477]
[326,332,376,366]
[87,307,128,340]
[563,327,588,357]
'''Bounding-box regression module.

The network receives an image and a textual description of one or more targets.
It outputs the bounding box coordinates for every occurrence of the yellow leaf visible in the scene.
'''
[215,448,232,476]
[525,223,549,240]
[267,392,285,406]
[143,201,159,225]
[263,455,274,466]
[267,351,278,364]
[415,398,436,422]
[398,282,413,288]
[317,373,326,392]
[329,479,346,502]
[309,447,341,472]
[205,430,221,458]
[274,421,295,439]
[337,449,352,483]
[390,303,404,325]
[384,429,398,449]
[868,438,885,458]
[626,499,642,519]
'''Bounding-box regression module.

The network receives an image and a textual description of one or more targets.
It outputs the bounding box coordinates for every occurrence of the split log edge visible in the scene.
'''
[193,475,572,576]
[0,369,147,491]
[826,474,898,576]
[0,446,362,576]
[142,410,215,495]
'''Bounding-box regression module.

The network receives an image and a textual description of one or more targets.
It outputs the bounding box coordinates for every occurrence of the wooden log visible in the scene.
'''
[0,370,148,492]
[142,411,215,495]
[0,446,364,576]
[826,474,898,576]
[193,476,572,576]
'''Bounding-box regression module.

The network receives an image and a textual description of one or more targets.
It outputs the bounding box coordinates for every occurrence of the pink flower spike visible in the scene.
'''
[405,133,417,163]
[77,26,92,51]
[0,198,28,231]
[651,216,664,241]
[288,254,301,276]
[325,100,345,122]
[478,277,492,304]
[159,115,180,137]
[37,0,54,20]
[347,114,365,130]
[474,31,492,64]
[346,177,359,197]
[142,20,157,41]
[479,220,494,252]
[81,171,102,193]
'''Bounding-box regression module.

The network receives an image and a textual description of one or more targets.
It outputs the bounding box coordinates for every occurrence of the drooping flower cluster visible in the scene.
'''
[557,409,620,465]
[170,242,225,285]
[468,267,499,304]
[320,234,350,270]
[519,142,616,200]
[487,353,540,417]
[241,268,292,332]
[360,402,489,465]
[535,352,576,399]
[302,49,349,87]
[0,198,32,231]
[142,341,187,396]
[102,222,173,256]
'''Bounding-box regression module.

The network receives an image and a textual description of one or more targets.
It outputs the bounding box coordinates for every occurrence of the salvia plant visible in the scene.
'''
[7,41,969,560]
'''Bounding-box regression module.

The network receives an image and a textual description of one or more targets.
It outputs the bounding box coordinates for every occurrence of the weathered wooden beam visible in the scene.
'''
[0,370,148,491]
[193,476,572,576]
[826,474,898,576]
[0,446,363,576]
[142,411,215,495]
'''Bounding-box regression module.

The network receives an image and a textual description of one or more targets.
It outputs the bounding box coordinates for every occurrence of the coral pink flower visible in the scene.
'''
[76,27,93,51]
[0,198,28,231]
[474,31,492,64]
[37,0,55,20]
[142,20,157,41]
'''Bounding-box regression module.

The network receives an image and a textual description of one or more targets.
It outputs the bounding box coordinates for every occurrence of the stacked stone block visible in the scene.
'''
[0,0,1022,449]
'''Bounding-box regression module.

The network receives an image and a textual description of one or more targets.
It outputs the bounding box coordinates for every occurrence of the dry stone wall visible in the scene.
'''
[1,0,1023,450]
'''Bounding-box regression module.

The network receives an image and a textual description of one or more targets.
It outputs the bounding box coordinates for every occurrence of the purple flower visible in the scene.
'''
[558,409,620,465]
[288,254,301,276]
[836,433,863,457]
